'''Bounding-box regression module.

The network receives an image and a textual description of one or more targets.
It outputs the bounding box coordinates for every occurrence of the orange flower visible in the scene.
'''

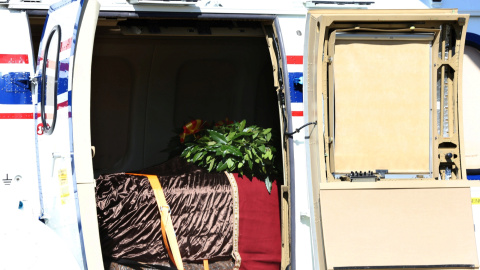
[179,119,207,143]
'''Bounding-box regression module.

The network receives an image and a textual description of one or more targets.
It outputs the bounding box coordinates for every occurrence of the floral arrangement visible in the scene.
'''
[180,119,278,193]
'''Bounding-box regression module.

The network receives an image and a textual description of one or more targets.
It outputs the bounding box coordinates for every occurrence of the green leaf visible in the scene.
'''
[218,145,228,157]
[238,120,246,132]
[247,159,253,170]
[226,158,235,170]
[197,136,210,143]
[223,145,242,157]
[246,149,253,159]
[265,176,272,194]
[266,132,272,142]
[192,152,204,162]
[216,160,228,172]
[208,130,228,145]
[215,147,224,156]
[265,148,273,160]
[226,131,236,142]
[181,146,193,157]
[208,158,215,172]
[252,148,261,159]
[258,145,266,154]
[262,128,272,135]
[231,132,247,141]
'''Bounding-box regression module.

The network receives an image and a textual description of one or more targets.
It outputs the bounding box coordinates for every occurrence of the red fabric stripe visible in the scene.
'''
[286,55,303,65]
[235,174,281,270]
[292,111,303,116]
[0,113,34,119]
[0,54,29,64]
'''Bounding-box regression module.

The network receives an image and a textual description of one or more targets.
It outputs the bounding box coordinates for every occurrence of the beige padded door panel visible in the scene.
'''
[463,46,480,170]
[333,40,431,173]
[320,188,478,269]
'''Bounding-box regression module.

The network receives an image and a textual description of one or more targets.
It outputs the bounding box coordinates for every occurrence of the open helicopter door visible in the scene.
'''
[304,9,479,270]
[0,10,36,212]
[33,0,101,268]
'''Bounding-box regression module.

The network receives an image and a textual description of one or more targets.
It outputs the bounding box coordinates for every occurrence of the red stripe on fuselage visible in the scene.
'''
[287,56,303,65]
[0,54,29,64]
[0,113,34,119]
[0,100,69,120]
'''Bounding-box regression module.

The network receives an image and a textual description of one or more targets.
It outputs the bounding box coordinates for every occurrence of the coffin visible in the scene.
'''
[96,156,281,270]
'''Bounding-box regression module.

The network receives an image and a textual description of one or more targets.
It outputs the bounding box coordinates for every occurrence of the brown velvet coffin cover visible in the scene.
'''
[96,157,234,266]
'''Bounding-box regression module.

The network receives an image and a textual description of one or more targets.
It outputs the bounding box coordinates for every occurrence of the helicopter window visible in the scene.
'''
[40,25,61,135]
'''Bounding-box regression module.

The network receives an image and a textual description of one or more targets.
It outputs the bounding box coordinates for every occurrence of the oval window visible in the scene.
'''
[41,25,61,135]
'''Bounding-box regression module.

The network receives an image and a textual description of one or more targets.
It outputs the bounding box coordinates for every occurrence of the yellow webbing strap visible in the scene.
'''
[203,259,209,270]
[224,172,241,269]
[127,173,184,270]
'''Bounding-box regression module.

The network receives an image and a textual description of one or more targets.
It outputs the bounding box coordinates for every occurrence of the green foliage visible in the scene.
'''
[180,120,278,193]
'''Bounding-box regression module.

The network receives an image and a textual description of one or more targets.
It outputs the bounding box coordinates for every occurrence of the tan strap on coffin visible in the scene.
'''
[127,173,184,270]
[224,172,241,269]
